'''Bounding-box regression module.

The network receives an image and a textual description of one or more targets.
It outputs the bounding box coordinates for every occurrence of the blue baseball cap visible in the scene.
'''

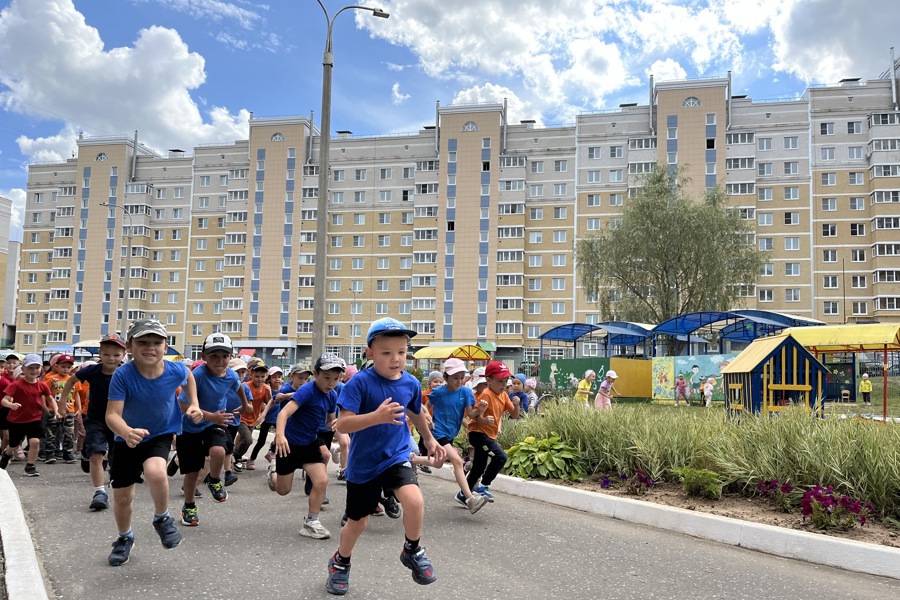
[366,317,417,347]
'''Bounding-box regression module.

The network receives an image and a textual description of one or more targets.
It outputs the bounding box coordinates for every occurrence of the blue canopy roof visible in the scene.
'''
[652,310,824,339]
[539,323,602,342]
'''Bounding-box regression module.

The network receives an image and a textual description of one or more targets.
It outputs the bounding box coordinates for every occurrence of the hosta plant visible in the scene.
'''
[503,432,586,481]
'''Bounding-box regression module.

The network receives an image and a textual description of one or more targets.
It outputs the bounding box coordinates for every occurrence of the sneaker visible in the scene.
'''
[418,465,432,474]
[154,515,183,547]
[455,490,467,507]
[330,444,340,464]
[266,464,276,492]
[90,489,109,511]
[322,495,330,506]
[340,512,348,527]
[44,455,57,465]
[474,485,494,502]
[300,517,331,539]
[0,453,10,470]
[166,456,179,477]
[381,494,402,519]
[264,451,275,463]
[326,554,351,595]
[304,472,313,496]
[80,453,90,474]
[180,504,199,527]
[337,468,346,482]
[466,494,489,514]
[206,477,228,502]
[107,535,134,566]
[24,464,39,477]
[64,452,77,464]
[370,504,384,516]
[224,471,238,487]
[14,448,25,461]
[232,459,244,473]
[400,546,437,585]
[245,459,256,471]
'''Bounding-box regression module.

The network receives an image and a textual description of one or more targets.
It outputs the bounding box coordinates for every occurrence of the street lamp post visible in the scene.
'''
[311,1,389,360]
[101,201,134,337]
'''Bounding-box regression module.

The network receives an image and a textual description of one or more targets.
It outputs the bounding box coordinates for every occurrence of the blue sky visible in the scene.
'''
[0,0,896,240]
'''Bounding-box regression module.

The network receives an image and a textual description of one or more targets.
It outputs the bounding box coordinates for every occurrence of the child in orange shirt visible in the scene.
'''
[465,361,519,502]
[233,362,271,471]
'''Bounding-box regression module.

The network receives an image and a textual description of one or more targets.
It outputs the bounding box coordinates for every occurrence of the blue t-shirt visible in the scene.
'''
[511,390,529,414]
[180,365,241,433]
[338,368,422,484]
[265,381,294,424]
[75,363,115,422]
[226,382,252,427]
[284,381,338,446]
[428,384,476,441]
[108,361,189,443]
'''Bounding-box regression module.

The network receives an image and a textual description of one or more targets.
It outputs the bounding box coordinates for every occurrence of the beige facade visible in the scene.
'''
[15,73,900,363]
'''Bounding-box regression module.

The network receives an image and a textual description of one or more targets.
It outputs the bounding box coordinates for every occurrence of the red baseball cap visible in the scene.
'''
[50,354,75,366]
[484,361,511,379]
[100,333,127,350]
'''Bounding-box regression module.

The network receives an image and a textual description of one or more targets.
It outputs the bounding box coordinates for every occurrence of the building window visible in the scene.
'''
[823,301,839,315]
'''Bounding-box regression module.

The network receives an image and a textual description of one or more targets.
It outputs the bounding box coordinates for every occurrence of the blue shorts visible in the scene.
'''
[83,415,114,457]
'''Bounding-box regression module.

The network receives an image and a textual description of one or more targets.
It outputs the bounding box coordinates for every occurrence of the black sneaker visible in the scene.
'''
[64,452,77,464]
[24,464,39,477]
[400,546,437,585]
[90,489,109,511]
[337,468,346,482]
[153,515,183,547]
[224,471,238,486]
[181,504,199,527]
[340,512,348,527]
[36,453,48,462]
[0,452,10,470]
[232,459,244,473]
[326,554,351,595]
[418,465,432,474]
[206,476,227,502]
[80,453,90,473]
[304,471,313,496]
[381,494,402,519]
[44,455,57,465]
[166,456,179,477]
[108,535,134,566]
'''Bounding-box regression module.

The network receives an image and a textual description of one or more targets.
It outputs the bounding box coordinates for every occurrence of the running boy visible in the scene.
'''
[326,318,446,595]
[0,354,55,476]
[233,362,271,470]
[178,333,250,526]
[425,358,489,514]
[42,353,77,463]
[272,353,344,540]
[60,334,127,510]
[465,361,520,502]
[104,319,202,566]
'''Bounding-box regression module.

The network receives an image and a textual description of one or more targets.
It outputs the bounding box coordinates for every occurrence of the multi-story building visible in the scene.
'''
[16,70,900,365]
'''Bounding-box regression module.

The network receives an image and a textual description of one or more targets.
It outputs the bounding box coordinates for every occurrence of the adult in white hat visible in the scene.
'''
[594,370,620,410]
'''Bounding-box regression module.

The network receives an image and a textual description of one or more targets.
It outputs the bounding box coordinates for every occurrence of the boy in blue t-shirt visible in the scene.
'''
[60,333,127,511]
[425,358,489,515]
[273,352,344,540]
[177,333,249,526]
[104,319,202,567]
[325,318,446,596]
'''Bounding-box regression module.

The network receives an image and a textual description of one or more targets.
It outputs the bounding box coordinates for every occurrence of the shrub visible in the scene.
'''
[504,432,586,481]
[623,469,654,495]
[801,485,875,530]
[674,467,723,500]
[755,479,798,512]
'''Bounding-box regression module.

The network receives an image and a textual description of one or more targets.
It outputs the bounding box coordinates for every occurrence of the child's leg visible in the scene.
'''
[208,445,225,479]
[479,437,507,487]
[305,462,328,511]
[393,483,424,541]
[62,414,76,455]
[465,433,489,491]
[445,444,475,498]
[336,432,349,469]
[26,436,40,463]
[144,456,170,515]
[183,471,200,502]
[113,484,136,533]
[274,469,294,496]
[249,423,273,460]
[90,453,106,487]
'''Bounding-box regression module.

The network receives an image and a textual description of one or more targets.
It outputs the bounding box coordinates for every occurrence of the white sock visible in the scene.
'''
[96,485,106,493]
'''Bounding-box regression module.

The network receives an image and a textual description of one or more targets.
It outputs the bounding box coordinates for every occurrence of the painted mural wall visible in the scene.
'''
[651,354,738,402]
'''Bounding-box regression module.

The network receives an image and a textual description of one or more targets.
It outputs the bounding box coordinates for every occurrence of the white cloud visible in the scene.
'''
[647,59,688,83]
[451,84,542,126]
[391,82,410,105]
[0,187,26,240]
[0,0,251,164]
[135,0,265,30]
[386,62,405,72]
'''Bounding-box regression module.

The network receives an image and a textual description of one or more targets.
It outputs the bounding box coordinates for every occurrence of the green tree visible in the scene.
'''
[576,165,766,326]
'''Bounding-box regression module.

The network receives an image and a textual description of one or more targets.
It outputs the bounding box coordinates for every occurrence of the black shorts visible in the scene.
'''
[317,430,335,448]
[435,437,454,448]
[109,434,173,489]
[345,461,418,522]
[83,415,115,457]
[7,420,44,447]
[275,441,326,476]
[0,406,10,429]
[176,426,228,474]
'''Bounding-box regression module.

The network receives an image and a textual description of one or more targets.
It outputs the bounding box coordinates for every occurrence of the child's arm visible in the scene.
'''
[106,400,148,448]
[467,398,488,419]
[324,410,336,431]
[407,407,446,463]
[255,389,274,425]
[1,394,19,410]
[236,384,252,414]
[274,400,299,457]
[45,393,60,418]
[61,377,79,414]
[334,399,406,434]
[507,395,521,420]
[181,371,202,423]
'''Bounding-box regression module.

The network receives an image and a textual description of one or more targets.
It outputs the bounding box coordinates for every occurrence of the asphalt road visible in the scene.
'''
[8,452,900,600]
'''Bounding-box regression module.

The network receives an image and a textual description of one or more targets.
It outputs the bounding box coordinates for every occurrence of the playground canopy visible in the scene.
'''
[653,309,824,342]
[412,344,492,362]
[777,323,900,352]
[538,322,655,358]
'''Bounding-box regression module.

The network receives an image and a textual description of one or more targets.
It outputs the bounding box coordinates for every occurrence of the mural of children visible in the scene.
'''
[673,374,690,407]
[690,365,702,401]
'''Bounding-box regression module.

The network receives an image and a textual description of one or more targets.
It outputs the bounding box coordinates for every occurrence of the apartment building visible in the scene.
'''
[16,72,900,364]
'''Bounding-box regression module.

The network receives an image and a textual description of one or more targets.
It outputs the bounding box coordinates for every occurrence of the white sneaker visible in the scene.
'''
[330,444,340,464]
[466,493,489,514]
[300,517,331,539]
[266,464,276,492]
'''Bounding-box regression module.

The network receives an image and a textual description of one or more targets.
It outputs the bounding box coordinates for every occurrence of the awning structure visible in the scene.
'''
[538,322,653,358]
[272,348,286,357]
[776,324,900,352]
[238,349,256,358]
[477,341,496,352]
[412,345,492,361]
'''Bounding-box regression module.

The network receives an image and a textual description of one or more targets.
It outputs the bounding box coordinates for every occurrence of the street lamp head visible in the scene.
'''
[372,9,390,18]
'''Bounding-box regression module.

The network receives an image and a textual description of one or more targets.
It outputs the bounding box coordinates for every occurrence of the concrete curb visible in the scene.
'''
[0,469,50,599]
[428,465,900,580]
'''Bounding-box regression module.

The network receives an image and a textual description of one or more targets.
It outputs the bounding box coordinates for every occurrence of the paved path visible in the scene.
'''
[8,456,900,600]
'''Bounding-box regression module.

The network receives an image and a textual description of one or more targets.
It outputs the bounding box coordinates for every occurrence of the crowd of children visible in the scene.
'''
[0,315,535,595]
